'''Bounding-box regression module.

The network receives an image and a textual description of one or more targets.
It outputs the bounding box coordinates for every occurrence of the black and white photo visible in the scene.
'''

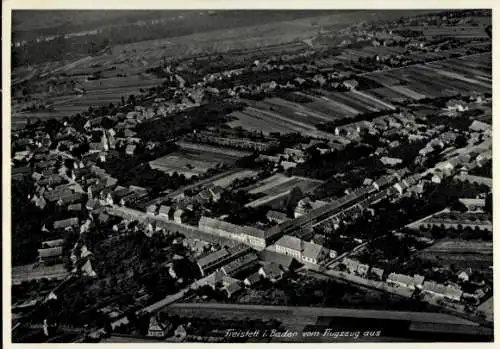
[6,6,494,344]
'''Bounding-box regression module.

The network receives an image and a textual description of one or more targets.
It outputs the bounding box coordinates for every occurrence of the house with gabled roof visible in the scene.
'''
[244,272,262,288]
[266,210,290,224]
[258,262,283,282]
[222,277,243,299]
[274,235,329,265]
[196,249,230,276]
[458,268,473,282]
[220,253,259,277]
[301,241,329,265]
[158,205,172,219]
[205,270,225,290]
[147,316,171,338]
[275,235,302,259]
[53,217,79,230]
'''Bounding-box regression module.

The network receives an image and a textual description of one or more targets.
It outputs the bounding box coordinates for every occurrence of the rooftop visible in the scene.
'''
[275,235,302,251]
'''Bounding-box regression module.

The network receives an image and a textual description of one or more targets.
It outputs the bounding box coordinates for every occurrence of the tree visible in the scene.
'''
[286,187,304,217]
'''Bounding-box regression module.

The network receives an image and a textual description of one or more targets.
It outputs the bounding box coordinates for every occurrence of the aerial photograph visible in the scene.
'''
[9,9,493,343]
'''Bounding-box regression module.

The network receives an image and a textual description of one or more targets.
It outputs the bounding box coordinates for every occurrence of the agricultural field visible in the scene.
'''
[364,86,425,102]
[298,92,360,118]
[259,97,333,123]
[227,104,334,140]
[362,52,491,103]
[110,10,434,62]
[12,71,165,129]
[244,173,324,208]
[231,90,395,139]
[210,169,259,188]
[149,142,251,179]
[11,111,68,130]
[401,19,491,39]
[317,90,396,112]
[417,239,493,270]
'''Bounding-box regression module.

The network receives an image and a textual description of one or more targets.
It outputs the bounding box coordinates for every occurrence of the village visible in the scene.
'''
[10,9,492,343]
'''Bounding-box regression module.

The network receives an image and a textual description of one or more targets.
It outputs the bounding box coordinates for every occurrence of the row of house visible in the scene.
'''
[196,244,250,276]
[38,238,65,265]
[198,216,271,250]
[341,258,464,302]
[189,132,279,152]
[147,204,186,224]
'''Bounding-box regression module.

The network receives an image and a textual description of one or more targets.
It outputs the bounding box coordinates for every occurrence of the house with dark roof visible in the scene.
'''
[38,174,64,187]
[220,253,259,277]
[266,210,290,224]
[88,182,106,198]
[223,279,243,299]
[208,186,224,202]
[43,189,73,203]
[258,248,302,271]
[372,174,397,191]
[196,249,231,276]
[41,239,64,249]
[204,270,225,290]
[244,272,262,288]
[56,192,83,207]
[258,262,283,282]
[98,212,111,224]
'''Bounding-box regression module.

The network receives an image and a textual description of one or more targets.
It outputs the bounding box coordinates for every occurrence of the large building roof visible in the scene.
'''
[275,235,302,251]
[221,253,258,276]
[196,249,230,269]
[302,241,325,260]
[199,216,268,239]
